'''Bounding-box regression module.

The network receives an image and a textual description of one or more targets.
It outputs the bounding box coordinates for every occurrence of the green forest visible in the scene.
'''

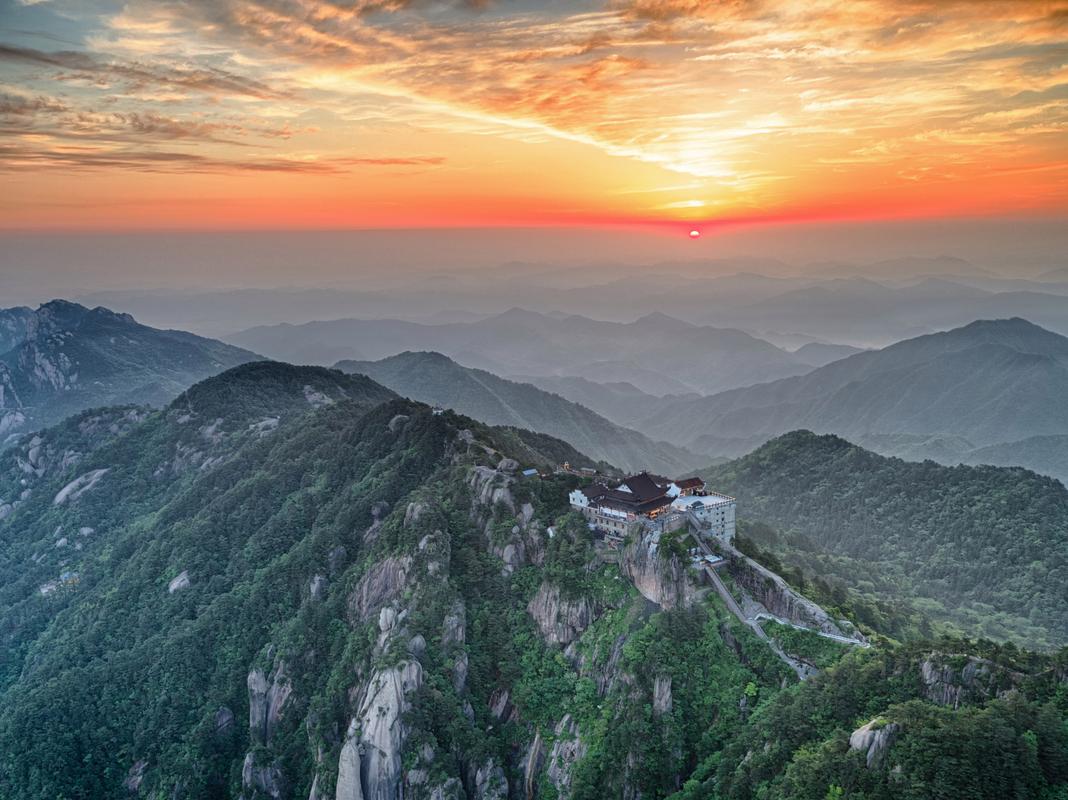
[704,431,1068,649]
[0,366,1064,799]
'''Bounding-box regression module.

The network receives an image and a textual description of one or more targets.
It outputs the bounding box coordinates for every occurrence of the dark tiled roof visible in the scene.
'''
[581,483,610,501]
[674,477,704,490]
[619,472,667,502]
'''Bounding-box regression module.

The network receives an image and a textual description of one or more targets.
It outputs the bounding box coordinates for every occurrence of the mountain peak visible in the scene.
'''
[172,361,396,428]
[631,311,693,330]
[31,300,138,337]
[489,307,546,323]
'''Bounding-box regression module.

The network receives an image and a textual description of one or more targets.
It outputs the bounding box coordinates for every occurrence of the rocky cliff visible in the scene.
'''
[719,542,856,639]
[619,528,698,610]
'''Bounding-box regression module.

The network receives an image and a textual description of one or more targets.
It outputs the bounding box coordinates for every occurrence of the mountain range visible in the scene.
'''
[75,254,1068,347]
[633,318,1068,484]
[0,362,1063,800]
[335,350,704,475]
[230,308,821,396]
[0,300,258,441]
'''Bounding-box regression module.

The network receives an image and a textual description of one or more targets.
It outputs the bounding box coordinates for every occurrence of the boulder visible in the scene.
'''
[167,571,190,594]
[849,718,900,768]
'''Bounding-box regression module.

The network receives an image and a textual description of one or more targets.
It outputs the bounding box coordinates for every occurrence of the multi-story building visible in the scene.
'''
[670,492,736,541]
[569,471,736,543]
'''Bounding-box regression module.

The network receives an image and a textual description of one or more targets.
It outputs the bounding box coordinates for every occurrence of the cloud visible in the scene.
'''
[2,0,1067,219]
[0,141,444,173]
[0,43,286,98]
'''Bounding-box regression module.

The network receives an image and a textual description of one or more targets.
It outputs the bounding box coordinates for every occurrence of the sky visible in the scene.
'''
[1,0,1067,236]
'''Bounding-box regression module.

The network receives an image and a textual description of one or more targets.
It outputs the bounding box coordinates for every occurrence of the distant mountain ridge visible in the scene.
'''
[337,350,706,475]
[0,300,259,440]
[231,308,821,396]
[640,318,1068,479]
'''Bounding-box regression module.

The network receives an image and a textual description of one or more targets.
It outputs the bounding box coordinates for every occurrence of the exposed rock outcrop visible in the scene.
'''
[469,466,515,514]
[248,658,292,745]
[527,582,596,646]
[357,661,424,800]
[214,706,235,738]
[577,633,630,696]
[849,718,900,768]
[347,557,411,624]
[653,674,672,716]
[53,468,109,505]
[619,529,695,610]
[335,719,364,800]
[470,759,508,800]
[522,729,546,800]
[919,653,1023,708]
[546,715,587,798]
[442,599,468,691]
[720,543,852,639]
[123,760,147,794]
[241,752,286,799]
[167,571,190,594]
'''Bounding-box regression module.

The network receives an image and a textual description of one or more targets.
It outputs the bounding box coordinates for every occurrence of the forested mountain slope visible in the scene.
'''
[0,365,1064,799]
[0,300,259,440]
[336,350,705,475]
[703,431,1068,648]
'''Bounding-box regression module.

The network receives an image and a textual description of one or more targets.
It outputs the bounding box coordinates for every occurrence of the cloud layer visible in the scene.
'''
[1,0,1065,227]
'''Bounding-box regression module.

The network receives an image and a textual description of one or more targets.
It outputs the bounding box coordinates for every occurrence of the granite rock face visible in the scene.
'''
[356,661,424,800]
[527,581,597,646]
[919,653,1022,708]
[546,715,587,797]
[619,529,696,610]
[247,657,293,746]
[334,719,365,800]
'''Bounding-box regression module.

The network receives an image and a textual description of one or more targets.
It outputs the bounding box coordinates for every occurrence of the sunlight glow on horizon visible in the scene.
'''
[1,0,1066,232]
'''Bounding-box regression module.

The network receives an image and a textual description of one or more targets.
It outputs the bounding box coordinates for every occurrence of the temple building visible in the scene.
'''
[569,471,735,542]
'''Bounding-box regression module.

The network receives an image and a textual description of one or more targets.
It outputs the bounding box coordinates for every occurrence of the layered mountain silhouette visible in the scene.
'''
[637,318,1068,483]
[337,350,705,475]
[232,308,818,396]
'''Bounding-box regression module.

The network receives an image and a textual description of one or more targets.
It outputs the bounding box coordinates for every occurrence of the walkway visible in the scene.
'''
[702,559,815,680]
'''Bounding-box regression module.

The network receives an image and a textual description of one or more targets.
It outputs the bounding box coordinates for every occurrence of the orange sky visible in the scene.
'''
[2,0,1067,232]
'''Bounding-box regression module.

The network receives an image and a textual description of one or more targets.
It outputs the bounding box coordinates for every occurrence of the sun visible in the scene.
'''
[689,229,701,239]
